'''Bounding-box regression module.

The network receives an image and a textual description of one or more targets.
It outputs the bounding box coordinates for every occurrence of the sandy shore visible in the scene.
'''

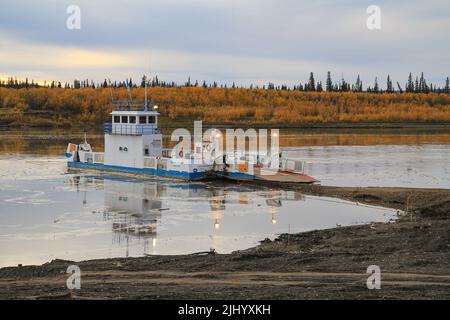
[1,183,449,299]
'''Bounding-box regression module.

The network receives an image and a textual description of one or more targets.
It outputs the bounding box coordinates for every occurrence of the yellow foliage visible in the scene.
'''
[0,87,449,126]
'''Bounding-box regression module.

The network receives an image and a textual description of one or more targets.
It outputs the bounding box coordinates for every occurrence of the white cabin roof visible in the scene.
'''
[110,110,160,116]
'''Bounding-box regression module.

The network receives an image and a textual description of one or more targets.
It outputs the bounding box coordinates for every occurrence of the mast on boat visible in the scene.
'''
[144,75,148,111]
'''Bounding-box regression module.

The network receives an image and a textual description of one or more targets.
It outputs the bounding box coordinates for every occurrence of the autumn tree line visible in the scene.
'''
[1,72,450,94]
[0,72,449,127]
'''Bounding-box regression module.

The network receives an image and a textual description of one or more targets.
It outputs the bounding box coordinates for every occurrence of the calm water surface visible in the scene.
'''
[0,158,396,267]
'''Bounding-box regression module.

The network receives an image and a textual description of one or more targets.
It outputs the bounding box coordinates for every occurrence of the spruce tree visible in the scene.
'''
[354,75,363,92]
[373,77,379,93]
[407,72,414,92]
[386,75,393,93]
[326,71,333,91]
[419,72,425,93]
[308,72,315,91]
[316,82,323,92]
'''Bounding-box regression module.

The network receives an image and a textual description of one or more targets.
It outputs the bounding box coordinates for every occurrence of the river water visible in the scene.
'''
[2,127,448,267]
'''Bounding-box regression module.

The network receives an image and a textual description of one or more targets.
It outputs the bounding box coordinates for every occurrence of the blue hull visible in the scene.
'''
[226,172,259,180]
[213,171,259,181]
[67,161,208,180]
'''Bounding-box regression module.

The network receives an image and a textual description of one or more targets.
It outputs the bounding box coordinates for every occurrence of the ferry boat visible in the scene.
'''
[65,80,318,184]
[66,99,214,180]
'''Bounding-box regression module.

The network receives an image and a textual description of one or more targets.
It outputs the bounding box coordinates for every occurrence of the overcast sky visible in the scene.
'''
[0,0,449,88]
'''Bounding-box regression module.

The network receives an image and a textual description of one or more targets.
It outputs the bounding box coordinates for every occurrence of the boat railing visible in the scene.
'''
[223,152,305,174]
[162,148,172,158]
[162,148,195,160]
[112,101,151,112]
[224,151,268,165]
[104,123,161,135]
[78,151,104,164]
[280,158,305,174]
[93,152,104,164]
[157,157,168,170]
[143,156,157,169]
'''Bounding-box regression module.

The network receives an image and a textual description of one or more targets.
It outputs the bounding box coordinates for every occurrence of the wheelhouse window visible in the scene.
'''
[139,116,147,124]
[129,116,136,124]
[113,115,120,123]
[148,116,156,124]
[121,116,128,123]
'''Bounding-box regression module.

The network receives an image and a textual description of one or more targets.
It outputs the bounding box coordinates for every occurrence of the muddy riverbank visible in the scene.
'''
[1,184,449,299]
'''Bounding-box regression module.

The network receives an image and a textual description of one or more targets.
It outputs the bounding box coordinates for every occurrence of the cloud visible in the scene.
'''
[0,0,449,86]
[0,35,345,85]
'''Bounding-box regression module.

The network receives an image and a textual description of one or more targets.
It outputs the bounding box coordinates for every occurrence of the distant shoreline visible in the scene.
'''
[2,120,450,130]
[202,121,450,130]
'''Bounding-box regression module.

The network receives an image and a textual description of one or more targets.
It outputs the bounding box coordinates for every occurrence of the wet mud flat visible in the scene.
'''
[1,184,449,299]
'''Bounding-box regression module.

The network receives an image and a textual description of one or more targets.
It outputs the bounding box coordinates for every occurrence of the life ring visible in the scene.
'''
[193,168,198,172]
[205,144,211,151]
[179,150,184,158]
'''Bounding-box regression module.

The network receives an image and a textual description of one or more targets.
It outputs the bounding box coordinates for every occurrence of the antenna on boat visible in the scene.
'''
[84,130,87,144]
[146,58,153,111]
[144,74,148,111]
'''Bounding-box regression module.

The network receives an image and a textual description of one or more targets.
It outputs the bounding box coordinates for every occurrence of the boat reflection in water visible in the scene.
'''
[103,179,163,253]
[0,174,396,267]
[67,175,306,256]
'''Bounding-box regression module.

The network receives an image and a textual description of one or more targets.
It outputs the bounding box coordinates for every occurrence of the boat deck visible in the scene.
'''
[256,170,319,183]
[223,167,319,183]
